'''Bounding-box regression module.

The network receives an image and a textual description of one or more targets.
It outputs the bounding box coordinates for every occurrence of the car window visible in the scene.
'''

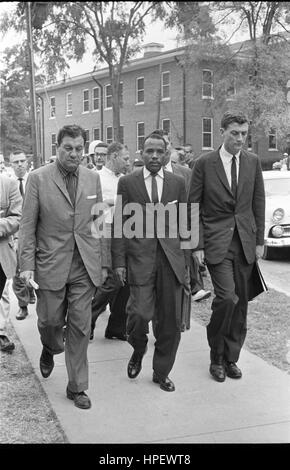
[264,178,290,197]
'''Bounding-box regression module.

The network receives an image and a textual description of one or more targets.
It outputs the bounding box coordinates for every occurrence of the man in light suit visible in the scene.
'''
[0,174,22,352]
[18,124,109,409]
[188,111,265,382]
[112,132,191,392]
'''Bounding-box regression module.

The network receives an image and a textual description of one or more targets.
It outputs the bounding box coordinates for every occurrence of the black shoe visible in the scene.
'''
[225,361,242,379]
[209,360,226,382]
[152,372,175,392]
[0,335,15,352]
[105,329,127,341]
[39,348,54,378]
[127,350,144,379]
[66,387,91,409]
[16,306,28,320]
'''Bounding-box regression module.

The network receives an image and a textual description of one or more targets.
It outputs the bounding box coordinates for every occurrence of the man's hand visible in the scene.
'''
[256,245,264,260]
[194,249,205,264]
[102,268,109,284]
[19,270,34,286]
[114,267,126,286]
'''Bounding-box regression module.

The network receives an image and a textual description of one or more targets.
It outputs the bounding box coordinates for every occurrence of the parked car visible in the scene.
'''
[262,170,290,259]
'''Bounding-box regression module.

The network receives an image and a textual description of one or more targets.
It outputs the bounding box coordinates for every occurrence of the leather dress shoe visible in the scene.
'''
[152,372,175,392]
[127,351,144,379]
[16,306,28,320]
[0,335,15,352]
[225,361,242,379]
[105,329,127,341]
[66,387,91,409]
[209,361,226,382]
[39,348,54,378]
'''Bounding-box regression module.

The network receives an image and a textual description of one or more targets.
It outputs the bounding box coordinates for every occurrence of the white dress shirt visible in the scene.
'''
[143,167,164,202]
[219,144,240,188]
[11,171,28,194]
[97,166,123,223]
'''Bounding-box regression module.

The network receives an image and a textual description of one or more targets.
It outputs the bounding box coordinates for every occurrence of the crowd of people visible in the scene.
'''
[0,110,265,409]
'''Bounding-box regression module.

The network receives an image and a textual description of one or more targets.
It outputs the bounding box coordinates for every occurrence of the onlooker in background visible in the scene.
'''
[175,147,189,167]
[18,124,110,409]
[0,173,22,352]
[94,141,108,170]
[90,141,130,341]
[132,158,144,172]
[188,111,265,383]
[0,154,7,173]
[184,144,196,169]
[10,151,36,320]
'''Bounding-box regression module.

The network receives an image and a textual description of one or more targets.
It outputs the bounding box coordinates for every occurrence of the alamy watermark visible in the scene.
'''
[90,195,199,249]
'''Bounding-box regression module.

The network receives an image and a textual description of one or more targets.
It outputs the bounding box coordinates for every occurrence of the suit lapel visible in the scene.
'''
[134,169,151,203]
[161,171,170,203]
[75,166,85,206]
[51,163,73,207]
[213,150,232,196]
[237,150,248,200]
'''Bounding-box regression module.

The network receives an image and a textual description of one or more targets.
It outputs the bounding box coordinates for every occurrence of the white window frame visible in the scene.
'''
[137,122,145,152]
[92,87,100,112]
[66,92,72,116]
[104,84,112,110]
[268,128,278,151]
[202,117,213,150]
[136,77,144,105]
[106,126,113,144]
[50,96,56,119]
[93,127,100,141]
[51,133,57,156]
[161,71,170,101]
[162,119,171,136]
[202,70,214,99]
[83,89,90,113]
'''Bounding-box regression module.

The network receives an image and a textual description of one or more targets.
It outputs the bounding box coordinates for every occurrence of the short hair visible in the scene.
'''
[107,142,124,156]
[221,111,249,130]
[10,150,26,163]
[57,125,86,146]
[94,142,108,149]
[143,132,168,151]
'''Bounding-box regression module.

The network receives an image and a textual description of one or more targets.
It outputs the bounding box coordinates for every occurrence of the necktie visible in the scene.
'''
[151,173,159,203]
[66,173,76,206]
[18,178,24,197]
[231,155,237,200]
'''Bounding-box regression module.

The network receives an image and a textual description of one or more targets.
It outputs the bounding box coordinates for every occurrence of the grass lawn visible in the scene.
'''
[191,275,290,374]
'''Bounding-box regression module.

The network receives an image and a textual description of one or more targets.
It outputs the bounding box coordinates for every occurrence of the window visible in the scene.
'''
[106,126,113,144]
[202,118,213,149]
[93,128,100,141]
[136,77,144,104]
[161,71,170,100]
[83,89,89,113]
[51,134,56,156]
[92,87,100,112]
[269,128,277,150]
[162,119,171,136]
[105,84,112,109]
[50,97,55,118]
[66,92,72,116]
[202,70,213,99]
[84,129,90,153]
[137,122,145,151]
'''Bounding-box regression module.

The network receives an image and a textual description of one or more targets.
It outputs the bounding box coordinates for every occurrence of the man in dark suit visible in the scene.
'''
[18,125,109,409]
[188,111,265,382]
[111,132,191,392]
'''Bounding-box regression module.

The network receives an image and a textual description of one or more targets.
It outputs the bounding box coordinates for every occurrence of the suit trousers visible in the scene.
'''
[206,229,253,363]
[12,268,34,307]
[0,280,10,334]
[126,242,182,379]
[91,268,129,336]
[189,253,204,295]
[36,246,95,392]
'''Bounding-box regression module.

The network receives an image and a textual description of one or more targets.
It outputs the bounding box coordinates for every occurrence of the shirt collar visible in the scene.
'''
[143,166,164,179]
[220,144,241,160]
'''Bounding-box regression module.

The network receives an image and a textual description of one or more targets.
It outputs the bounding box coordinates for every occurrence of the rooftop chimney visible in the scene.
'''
[143,43,164,58]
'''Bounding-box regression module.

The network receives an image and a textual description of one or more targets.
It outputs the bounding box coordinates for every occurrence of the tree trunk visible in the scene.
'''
[111,74,121,143]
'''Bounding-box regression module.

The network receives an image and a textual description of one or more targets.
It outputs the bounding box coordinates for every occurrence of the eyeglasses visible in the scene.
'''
[95,153,107,158]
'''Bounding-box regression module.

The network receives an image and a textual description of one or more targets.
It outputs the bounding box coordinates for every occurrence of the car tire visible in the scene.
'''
[262,246,273,260]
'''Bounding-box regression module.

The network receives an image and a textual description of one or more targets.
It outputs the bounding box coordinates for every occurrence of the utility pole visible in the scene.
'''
[26,2,41,169]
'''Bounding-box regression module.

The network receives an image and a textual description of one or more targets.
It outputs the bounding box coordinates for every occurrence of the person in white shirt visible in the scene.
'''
[90,142,131,341]
[10,151,36,320]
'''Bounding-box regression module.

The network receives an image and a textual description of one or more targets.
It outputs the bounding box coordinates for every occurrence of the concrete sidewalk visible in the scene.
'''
[9,290,290,444]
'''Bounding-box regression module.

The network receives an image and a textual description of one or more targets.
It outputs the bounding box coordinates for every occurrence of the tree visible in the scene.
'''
[166,1,290,154]
[1,2,166,144]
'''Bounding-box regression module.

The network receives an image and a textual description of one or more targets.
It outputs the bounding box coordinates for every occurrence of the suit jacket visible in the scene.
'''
[18,162,110,290]
[188,148,265,265]
[171,162,192,194]
[0,175,22,278]
[111,168,189,285]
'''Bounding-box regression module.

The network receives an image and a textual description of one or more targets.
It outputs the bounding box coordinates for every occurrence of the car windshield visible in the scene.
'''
[264,178,290,197]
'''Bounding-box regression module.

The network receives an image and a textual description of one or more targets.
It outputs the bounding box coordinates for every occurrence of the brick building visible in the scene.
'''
[37,42,281,168]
